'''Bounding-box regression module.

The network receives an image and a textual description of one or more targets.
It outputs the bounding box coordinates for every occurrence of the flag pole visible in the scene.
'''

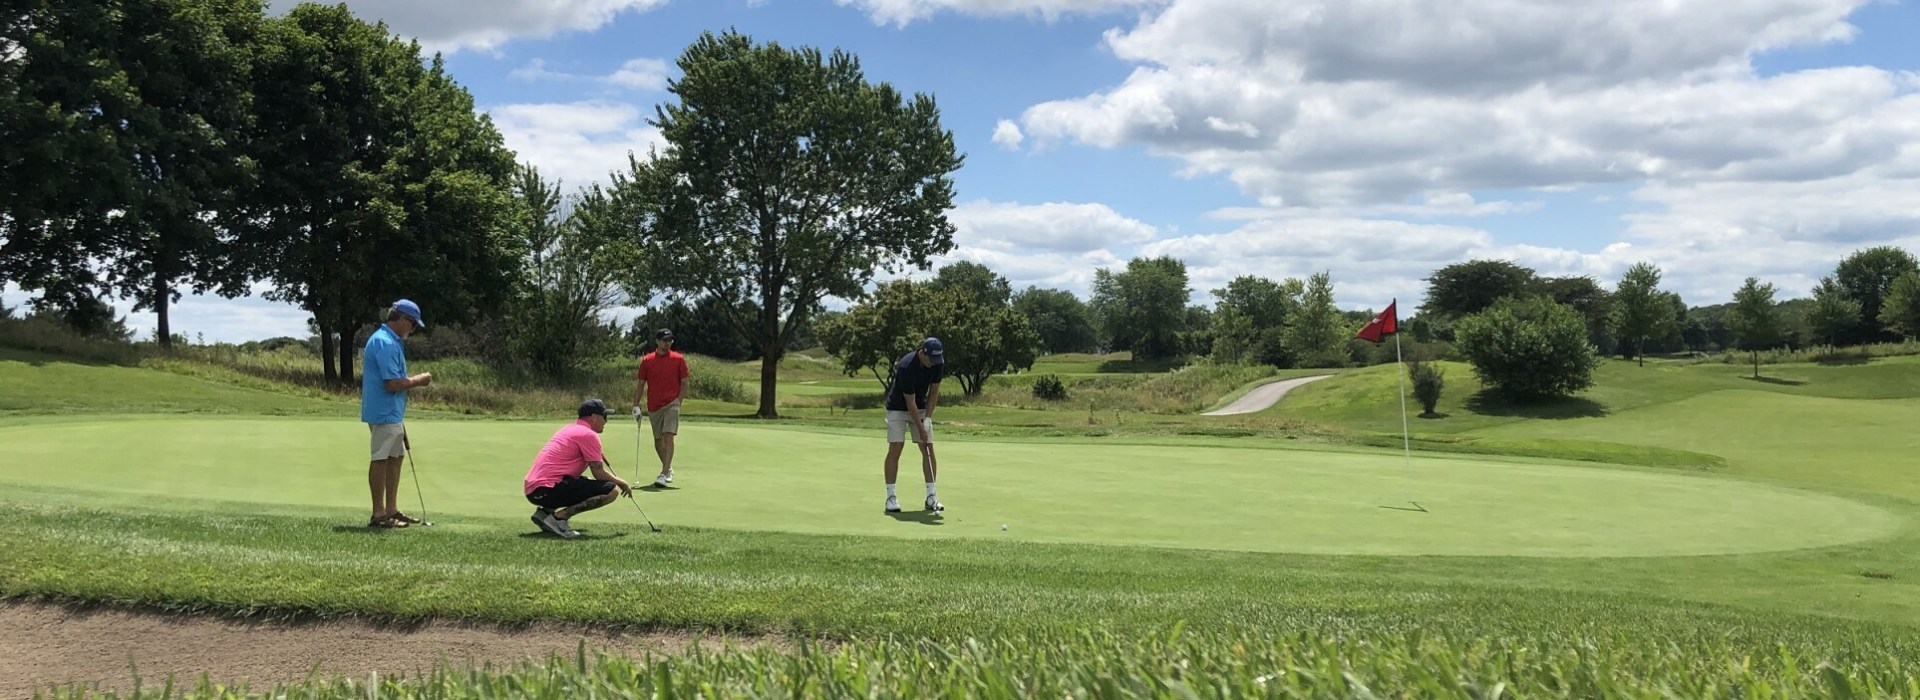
[1394,328,1422,512]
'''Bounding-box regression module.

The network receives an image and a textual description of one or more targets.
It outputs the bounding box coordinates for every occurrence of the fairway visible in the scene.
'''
[0,416,1896,557]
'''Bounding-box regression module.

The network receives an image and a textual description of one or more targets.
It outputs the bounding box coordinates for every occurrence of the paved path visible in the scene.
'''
[1202,374,1333,416]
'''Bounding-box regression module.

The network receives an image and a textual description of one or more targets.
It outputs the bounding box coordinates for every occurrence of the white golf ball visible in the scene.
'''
[1001,524,1008,530]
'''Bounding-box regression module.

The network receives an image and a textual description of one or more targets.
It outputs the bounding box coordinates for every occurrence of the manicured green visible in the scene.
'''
[0,416,1893,557]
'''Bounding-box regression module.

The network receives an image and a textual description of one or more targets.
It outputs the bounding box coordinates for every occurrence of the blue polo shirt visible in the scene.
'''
[360,325,409,424]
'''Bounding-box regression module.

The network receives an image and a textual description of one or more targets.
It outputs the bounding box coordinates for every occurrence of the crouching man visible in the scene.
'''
[522,399,634,538]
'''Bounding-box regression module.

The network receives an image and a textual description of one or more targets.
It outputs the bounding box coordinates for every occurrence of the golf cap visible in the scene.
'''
[920,337,944,364]
[578,398,616,418]
[655,328,674,340]
[393,299,425,328]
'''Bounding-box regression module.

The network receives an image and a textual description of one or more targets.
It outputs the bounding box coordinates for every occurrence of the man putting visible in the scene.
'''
[882,337,945,514]
[361,299,433,529]
[523,399,634,539]
[633,327,689,488]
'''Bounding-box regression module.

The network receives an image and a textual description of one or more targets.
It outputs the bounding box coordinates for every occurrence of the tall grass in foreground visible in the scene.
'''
[34,627,1920,699]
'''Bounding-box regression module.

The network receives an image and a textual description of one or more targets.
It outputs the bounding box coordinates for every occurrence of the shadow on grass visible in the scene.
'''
[1417,412,1449,420]
[1463,391,1608,419]
[1744,375,1807,386]
[885,510,946,526]
[516,530,630,540]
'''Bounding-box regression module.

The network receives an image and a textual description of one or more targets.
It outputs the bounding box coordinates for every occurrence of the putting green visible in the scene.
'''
[0,416,1898,557]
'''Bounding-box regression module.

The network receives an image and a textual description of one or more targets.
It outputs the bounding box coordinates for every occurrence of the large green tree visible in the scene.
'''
[240,4,521,383]
[1090,256,1190,360]
[491,166,632,378]
[1834,246,1920,345]
[1608,262,1676,365]
[621,30,964,418]
[1724,277,1786,378]
[1,0,265,346]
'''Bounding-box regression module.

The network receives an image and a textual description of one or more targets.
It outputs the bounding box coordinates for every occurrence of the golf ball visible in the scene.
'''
[1001,524,1008,530]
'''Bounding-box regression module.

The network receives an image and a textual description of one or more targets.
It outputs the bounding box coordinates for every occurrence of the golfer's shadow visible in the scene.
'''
[640,483,678,492]
[885,510,945,526]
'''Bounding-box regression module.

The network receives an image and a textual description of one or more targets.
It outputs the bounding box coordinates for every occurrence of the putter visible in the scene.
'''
[403,433,433,526]
[628,492,660,533]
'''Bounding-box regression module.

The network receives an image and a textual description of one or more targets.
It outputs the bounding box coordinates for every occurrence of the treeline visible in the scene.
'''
[3,3,965,418]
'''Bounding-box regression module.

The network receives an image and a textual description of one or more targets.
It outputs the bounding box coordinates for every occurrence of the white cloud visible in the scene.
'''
[266,0,671,54]
[485,101,666,189]
[837,0,1165,26]
[509,57,672,91]
[948,200,1158,253]
[2,282,311,344]
[991,119,1024,150]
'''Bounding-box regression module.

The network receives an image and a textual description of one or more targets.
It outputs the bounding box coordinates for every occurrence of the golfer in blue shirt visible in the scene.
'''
[362,299,434,528]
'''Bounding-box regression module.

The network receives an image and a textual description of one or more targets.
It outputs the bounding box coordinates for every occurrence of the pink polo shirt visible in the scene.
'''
[523,420,607,494]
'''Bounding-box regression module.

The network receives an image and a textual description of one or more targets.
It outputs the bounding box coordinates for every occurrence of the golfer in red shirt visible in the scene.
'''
[633,328,691,488]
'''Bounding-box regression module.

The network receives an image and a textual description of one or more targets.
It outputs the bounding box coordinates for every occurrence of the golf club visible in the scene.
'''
[403,432,433,526]
[628,491,660,532]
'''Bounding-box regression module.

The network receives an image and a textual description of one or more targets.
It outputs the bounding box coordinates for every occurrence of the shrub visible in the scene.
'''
[1408,359,1445,415]
[1454,295,1600,401]
[1032,374,1069,401]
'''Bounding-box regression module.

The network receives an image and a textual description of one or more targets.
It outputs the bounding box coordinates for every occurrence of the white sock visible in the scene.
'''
[886,484,896,498]
[926,482,937,497]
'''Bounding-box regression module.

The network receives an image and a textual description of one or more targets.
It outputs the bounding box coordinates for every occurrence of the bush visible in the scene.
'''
[1454,295,1600,401]
[687,370,751,404]
[1408,359,1445,415]
[1032,374,1069,401]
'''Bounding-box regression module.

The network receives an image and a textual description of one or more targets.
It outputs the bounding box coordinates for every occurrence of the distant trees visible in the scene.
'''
[1879,272,1920,340]
[1090,256,1190,360]
[818,277,1038,396]
[1834,246,1920,345]
[1282,272,1348,368]
[1012,287,1098,355]
[1806,277,1861,346]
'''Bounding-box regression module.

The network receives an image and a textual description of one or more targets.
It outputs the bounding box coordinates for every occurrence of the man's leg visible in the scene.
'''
[883,410,907,512]
[554,485,618,521]
[368,460,387,522]
[383,456,404,519]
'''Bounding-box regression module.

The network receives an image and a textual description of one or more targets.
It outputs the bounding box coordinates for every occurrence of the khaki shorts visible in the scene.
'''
[648,401,681,438]
[885,410,932,444]
[368,422,407,460]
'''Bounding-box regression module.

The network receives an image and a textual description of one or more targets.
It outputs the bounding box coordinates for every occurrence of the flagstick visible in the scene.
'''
[1394,330,1423,512]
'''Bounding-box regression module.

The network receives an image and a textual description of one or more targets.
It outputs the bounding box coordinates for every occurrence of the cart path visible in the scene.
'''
[1,601,784,697]
[1202,375,1333,415]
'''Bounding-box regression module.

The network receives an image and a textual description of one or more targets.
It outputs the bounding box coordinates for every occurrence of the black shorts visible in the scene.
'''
[526,475,616,510]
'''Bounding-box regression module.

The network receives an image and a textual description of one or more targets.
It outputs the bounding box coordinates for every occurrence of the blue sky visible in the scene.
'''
[9,0,1918,343]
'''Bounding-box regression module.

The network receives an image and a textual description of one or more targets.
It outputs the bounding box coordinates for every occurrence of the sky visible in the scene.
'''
[7,0,1919,343]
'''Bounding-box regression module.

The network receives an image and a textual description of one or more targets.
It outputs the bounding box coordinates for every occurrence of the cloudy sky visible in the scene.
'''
[9,0,1918,342]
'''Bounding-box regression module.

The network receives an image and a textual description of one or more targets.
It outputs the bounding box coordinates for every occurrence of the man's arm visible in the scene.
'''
[590,461,633,496]
[633,360,647,417]
[375,344,430,392]
[925,381,939,417]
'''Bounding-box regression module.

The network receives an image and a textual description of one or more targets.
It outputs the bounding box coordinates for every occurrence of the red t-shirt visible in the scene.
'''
[638,350,690,412]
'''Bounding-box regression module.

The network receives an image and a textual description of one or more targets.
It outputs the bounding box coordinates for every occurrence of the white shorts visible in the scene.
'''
[885,411,932,444]
[369,422,407,460]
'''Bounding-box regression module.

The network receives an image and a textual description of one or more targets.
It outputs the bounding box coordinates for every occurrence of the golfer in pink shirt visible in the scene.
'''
[523,399,634,538]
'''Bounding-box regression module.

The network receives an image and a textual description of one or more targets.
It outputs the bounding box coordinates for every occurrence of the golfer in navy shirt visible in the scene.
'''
[882,337,945,514]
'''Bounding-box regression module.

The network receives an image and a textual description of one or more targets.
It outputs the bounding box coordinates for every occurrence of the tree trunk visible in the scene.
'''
[1752,350,1760,379]
[154,277,172,350]
[338,323,356,386]
[757,345,780,418]
[320,319,338,385]
[755,287,783,419]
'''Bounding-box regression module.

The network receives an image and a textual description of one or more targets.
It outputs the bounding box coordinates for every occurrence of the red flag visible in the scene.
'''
[1354,300,1398,343]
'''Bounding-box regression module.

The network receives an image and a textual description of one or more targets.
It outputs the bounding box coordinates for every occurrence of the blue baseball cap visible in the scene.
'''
[393,299,424,328]
[920,337,944,364]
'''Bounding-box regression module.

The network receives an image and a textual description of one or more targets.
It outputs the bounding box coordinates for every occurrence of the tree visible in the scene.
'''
[818,279,1038,396]
[1805,276,1859,347]
[622,30,964,418]
[1531,275,1613,350]
[1420,259,1538,320]
[491,166,632,378]
[1209,275,1296,365]
[1408,359,1445,416]
[1089,256,1190,360]
[1724,277,1786,378]
[927,261,1011,306]
[240,5,521,383]
[636,296,761,361]
[1834,246,1920,345]
[1609,262,1675,365]
[1879,271,1920,340]
[1454,295,1600,401]
[1282,272,1347,368]
[1011,287,1098,354]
